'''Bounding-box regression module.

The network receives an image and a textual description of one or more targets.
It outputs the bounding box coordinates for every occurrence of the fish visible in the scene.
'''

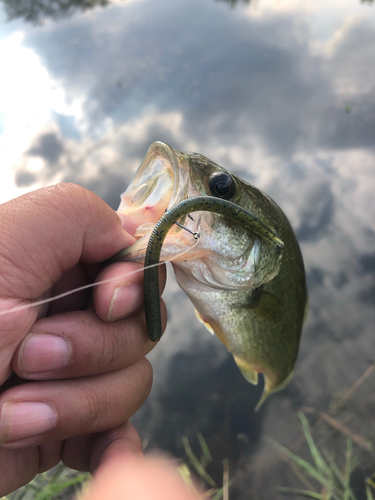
[114,141,308,409]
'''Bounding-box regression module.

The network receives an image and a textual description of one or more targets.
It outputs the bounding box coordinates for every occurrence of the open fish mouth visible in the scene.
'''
[118,142,186,226]
[117,142,201,261]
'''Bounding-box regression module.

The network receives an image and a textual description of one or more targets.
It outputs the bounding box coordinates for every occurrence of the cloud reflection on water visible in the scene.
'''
[1,0,375,495]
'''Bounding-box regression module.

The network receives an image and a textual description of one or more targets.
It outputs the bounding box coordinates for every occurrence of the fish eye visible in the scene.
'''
[208,172,236,200]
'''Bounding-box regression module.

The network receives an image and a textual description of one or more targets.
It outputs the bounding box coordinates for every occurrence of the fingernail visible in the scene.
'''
[19,334,70,374]
[0,402,57,443]
[107,284,143,321]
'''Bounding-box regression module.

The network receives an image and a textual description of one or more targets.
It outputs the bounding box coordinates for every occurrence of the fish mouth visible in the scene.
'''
[119,142,183,223]
[117,142,198,260]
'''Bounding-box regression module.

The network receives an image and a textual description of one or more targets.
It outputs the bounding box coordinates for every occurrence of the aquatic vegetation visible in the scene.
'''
[269,413,375,500]
[179,433,231,500]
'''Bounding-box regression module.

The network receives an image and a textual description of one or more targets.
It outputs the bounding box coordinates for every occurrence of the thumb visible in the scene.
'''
[0,183,133,300]
[85,455,203,500]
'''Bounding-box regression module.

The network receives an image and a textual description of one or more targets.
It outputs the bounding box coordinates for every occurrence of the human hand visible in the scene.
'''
[0,183,166,495]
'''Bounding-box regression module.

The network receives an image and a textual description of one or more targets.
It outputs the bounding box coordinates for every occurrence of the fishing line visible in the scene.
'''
[0,234,201,318]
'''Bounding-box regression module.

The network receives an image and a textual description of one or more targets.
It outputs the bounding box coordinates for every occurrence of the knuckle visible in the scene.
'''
[99,322,133,372]
[99,324,120,372]
[137,358,153,401]
[79,387,104,432]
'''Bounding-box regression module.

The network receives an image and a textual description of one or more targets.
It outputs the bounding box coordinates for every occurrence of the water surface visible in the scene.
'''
[1,0,375,497]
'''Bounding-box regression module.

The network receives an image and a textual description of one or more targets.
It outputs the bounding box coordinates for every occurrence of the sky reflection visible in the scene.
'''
[1,0,375,496]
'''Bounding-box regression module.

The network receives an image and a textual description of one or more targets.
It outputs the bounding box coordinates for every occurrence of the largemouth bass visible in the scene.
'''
[114,142,307,408]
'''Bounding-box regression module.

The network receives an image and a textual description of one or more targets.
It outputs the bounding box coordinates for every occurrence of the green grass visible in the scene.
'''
[6,413,375,500]
[179,432,231,499]
[2,464,90,500]
[269,412,375,500]
[5,434,229,500]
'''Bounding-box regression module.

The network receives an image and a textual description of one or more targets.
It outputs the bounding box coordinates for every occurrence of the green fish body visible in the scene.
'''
[117,142,308,408]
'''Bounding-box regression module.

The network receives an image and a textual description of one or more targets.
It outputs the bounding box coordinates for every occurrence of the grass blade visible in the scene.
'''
[278,486,325,498]
[322,449,356,500]
[182,436,217,488]
[343,440,353,500]
[267,436,331,488]
[366,485,374,500]
[223,459,229,500]
[212,489,224,500]
[197,432,212,467]
[298,412,328,477]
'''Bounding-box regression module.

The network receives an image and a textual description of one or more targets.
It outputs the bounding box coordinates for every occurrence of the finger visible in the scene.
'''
[0,440,63,495]
[47,263,91,316]
[91,421,143,471]
[13,298,166,380]
[0,358,152,449]
[0,303,37,384]
[93,261,167,322]
[0,183,135,302]
[0,446,38,496]
[38,441,64,472]
[87,455,204,500]
[62,421,142,472]
[0,184,135,382]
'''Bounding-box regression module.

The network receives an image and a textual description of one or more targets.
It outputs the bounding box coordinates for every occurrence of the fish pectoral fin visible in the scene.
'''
[250,290,283,322]
[194,310,215,335]
[233,356,259,385]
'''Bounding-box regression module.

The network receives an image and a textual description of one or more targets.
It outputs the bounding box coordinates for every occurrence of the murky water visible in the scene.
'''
[1,0,375,497]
